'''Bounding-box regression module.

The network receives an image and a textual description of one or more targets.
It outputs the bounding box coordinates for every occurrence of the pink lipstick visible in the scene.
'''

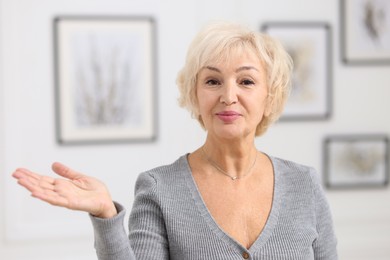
[216,111,242,123]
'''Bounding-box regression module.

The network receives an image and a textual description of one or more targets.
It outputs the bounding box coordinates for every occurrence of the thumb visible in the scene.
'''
[51,162,83,180]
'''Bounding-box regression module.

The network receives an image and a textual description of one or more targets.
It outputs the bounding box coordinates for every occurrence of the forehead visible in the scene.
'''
[201,46,263,73]
[203,44,261,68]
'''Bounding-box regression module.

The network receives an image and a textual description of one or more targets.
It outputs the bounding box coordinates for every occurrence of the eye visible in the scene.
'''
[240,79,255,86]
[205,79,221,86]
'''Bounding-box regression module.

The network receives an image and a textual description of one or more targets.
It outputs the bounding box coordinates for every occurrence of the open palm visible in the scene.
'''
[12,162,117,219]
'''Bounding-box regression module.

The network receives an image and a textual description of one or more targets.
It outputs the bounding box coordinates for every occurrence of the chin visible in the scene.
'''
[207,123,252,140]
[214,129,249,141]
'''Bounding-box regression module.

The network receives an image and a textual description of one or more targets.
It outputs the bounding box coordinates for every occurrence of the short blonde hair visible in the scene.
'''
[177,21,293,136]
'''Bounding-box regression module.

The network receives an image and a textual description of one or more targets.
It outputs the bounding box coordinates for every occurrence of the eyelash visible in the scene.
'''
[205,79,255,87]
[241,79,255,86]
[205,79,220,86]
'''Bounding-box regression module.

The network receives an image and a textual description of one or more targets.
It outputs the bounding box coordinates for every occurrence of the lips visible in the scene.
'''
[215,111,242,123]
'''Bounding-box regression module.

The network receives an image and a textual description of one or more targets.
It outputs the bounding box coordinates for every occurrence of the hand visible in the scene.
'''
[12,162,117,219]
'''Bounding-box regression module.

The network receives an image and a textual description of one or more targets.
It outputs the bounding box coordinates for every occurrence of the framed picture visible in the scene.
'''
[341,0,390,64]
[262,22,332,121]
[54,16,157,144]
[323,134,389,189]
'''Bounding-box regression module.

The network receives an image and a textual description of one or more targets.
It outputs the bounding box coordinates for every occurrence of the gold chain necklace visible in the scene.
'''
[201,147,258,181]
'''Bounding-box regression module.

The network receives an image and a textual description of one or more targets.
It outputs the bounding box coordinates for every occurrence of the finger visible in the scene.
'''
[16,174,56,195]
[17,175,48,194]
[31,189,69,208]
[24,170,55,186]
[39,178,56,190]
[13,168,56,185]
[12,168,40,181]
[52,162,84,180]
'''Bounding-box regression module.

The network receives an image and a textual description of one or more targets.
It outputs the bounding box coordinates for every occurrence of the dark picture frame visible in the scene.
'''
[341,0,390,65]
[262,22,332,121]
[323,134,389,189]
[54,16,157,144]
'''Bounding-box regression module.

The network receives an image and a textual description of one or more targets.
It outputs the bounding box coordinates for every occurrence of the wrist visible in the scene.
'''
[94,202,117,219]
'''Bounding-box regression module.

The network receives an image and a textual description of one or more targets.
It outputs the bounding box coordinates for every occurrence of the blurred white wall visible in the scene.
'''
[1,0,389,259]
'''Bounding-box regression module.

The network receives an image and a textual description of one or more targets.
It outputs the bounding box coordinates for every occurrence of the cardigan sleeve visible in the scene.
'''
[89,202,136,260]
[89,171,169,260]
[310,168,338,260]
[127,171,169,259]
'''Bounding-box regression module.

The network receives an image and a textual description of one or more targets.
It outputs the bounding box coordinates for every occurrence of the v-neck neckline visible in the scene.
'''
[181,153,282,254]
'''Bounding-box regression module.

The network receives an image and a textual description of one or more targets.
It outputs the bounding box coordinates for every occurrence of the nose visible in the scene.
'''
[220,82,238,106]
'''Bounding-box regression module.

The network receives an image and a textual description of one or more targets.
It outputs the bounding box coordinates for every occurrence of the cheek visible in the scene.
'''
[197,90,215,111]
[196,94,208,119]
[198,99,212,119]
[252,95,269,120]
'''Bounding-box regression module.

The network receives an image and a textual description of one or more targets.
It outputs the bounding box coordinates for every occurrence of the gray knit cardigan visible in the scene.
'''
[90,154,338,259]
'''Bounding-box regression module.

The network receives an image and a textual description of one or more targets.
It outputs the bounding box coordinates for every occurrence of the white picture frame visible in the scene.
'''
[262,22,332,121]
[324,134,389,189]
[341,0,390,64]
[54,16,157,144]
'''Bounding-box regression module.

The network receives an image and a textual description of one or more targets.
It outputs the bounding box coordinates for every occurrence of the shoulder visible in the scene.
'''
[270,156,315,174]
[269,155,321,191]
[134,154,189,193]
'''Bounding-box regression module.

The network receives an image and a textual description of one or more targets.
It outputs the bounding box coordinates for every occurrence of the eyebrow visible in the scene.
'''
[204,65,259,73]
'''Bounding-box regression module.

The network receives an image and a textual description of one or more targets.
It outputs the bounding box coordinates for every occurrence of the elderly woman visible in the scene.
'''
[12,22,337,259]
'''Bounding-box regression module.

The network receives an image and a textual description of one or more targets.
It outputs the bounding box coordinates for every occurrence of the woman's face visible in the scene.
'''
[196,48,269,141]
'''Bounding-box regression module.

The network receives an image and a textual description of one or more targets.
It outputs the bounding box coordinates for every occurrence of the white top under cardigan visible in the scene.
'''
[90,154,338,260]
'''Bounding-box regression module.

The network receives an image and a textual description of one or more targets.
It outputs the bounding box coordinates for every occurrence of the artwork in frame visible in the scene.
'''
[261,22,332,121]
[341,0,390,64]
[54,16,157,144]
[323,134,389,189]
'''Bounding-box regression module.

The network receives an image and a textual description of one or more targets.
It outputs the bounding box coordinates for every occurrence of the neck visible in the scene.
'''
[202,137,258,180]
